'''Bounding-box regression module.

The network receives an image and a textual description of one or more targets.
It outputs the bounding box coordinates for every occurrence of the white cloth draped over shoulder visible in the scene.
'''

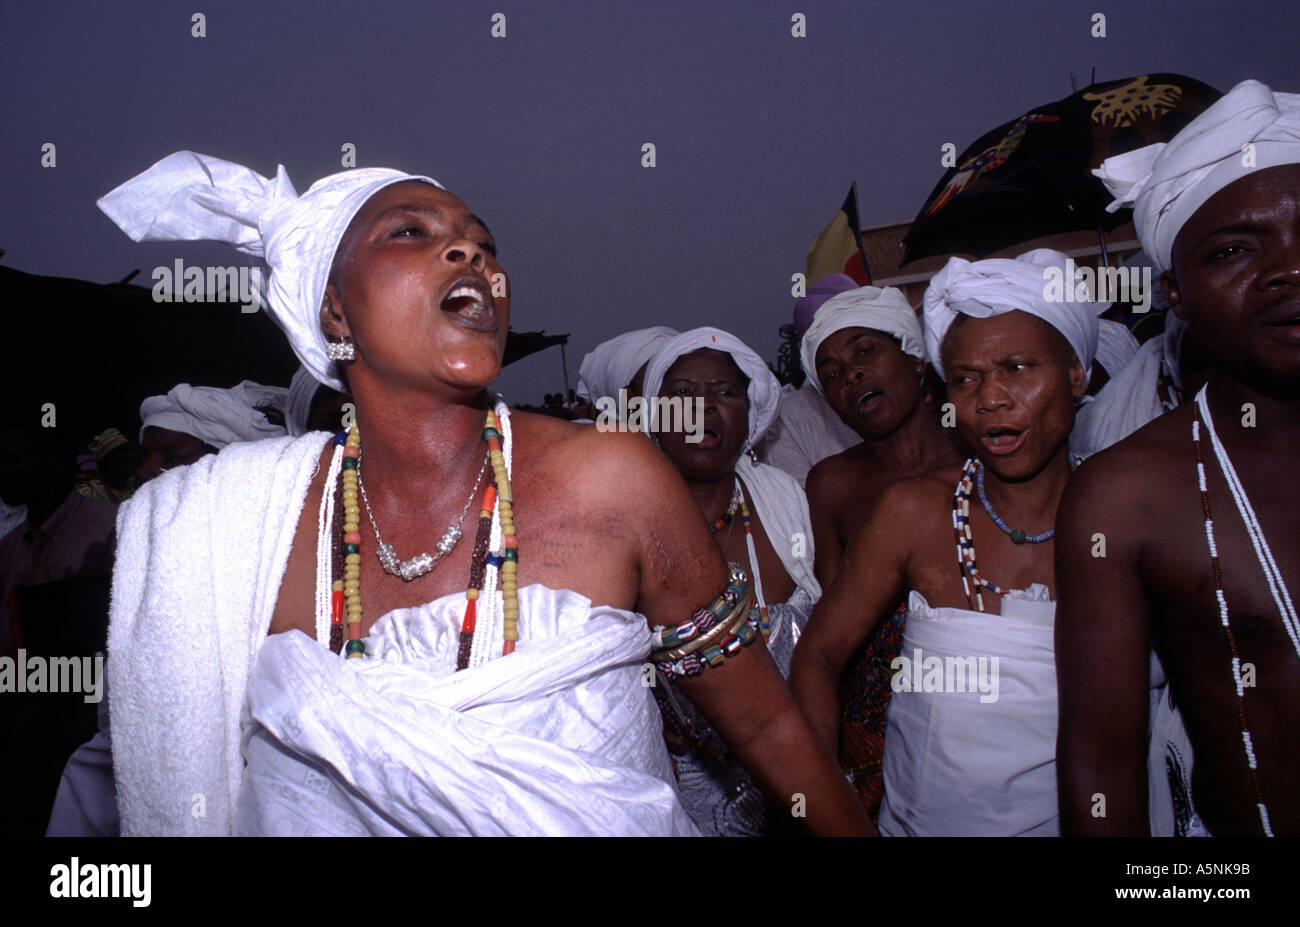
[106,434,696,836]
[878,585,1059,837]
[735,456,821,604]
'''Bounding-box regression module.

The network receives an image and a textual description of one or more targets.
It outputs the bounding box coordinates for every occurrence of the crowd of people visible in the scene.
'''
[3,78,1296,837]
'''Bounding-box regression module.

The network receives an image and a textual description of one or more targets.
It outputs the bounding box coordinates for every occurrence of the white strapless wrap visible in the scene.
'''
[234,584,699,836]
[878,585,1059,837]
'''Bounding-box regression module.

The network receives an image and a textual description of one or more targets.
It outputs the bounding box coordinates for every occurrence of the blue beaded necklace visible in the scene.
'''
[975,456,1081,545]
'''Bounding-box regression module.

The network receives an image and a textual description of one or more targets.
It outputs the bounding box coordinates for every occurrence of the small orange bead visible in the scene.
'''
[343,531,362,545]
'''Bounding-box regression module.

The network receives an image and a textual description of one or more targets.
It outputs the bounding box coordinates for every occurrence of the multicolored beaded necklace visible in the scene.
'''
[953,459,1001,611]
[321,398,519,667]
[460,407,520,668]
[1192,385,1297,837]
[708,484,741,535]
[953,456,1077,612]
[733,480,772,640]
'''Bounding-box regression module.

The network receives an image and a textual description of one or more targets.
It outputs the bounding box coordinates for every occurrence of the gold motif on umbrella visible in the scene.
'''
[1085,76,1183,127]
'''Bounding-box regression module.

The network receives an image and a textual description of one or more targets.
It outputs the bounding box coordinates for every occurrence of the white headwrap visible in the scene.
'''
[922,248,1102,383]
[576,327,679,402]
[642,328,819,603]
[285,365,320,437]
[1094,80,1300,274]
[139,380,288,449]
[1095,319,1140,380]
[799,286,924,393]
[98,151,444,394]
[642,327,782,448]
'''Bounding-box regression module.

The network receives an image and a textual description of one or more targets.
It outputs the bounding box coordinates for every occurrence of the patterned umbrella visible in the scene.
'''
[901,74,1222,265]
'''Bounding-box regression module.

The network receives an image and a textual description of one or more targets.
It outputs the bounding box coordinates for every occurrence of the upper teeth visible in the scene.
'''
[448,286,484,304]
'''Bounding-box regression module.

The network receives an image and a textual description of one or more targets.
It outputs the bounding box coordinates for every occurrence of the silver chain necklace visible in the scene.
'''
[358,452,490,582]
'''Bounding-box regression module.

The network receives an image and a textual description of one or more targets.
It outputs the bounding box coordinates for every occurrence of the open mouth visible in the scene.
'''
[981,425,1027,456]
[695,426,723,448]
[855,388,884,411]
[439,277,496,332]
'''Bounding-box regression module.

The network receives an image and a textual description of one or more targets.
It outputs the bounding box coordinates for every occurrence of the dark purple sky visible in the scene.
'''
[3,0,1296,402]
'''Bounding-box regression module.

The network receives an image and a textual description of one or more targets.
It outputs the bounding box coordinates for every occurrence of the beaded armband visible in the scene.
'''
[651,562,762,679]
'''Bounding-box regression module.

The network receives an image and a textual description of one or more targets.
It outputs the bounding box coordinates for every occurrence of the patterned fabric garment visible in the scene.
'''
[654,592,811,837]
[837,601,908,824]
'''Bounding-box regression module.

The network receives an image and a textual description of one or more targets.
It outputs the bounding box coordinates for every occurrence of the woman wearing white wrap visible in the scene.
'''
[80,151,870,836]
[792,248,1097,836]
[641,327,825,836]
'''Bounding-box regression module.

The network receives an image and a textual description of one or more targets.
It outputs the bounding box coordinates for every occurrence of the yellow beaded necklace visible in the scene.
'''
[333,401,519,663]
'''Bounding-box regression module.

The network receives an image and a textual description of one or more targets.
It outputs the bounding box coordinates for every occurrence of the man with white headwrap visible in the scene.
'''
[757,274,861,483]
[793,248,1096,835]
[640,327,832,835]
[135,380,288,484]
[54,152,869,837]
[1057,79,1300,837]
[797,285,964,820]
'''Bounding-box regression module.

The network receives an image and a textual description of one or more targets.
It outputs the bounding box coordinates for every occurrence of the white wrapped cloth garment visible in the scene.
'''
[105,433,695,836]
[878,585,1059,837]
[236,585,696,836]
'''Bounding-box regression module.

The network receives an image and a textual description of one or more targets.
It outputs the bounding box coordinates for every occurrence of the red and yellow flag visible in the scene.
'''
[806,183,872,285]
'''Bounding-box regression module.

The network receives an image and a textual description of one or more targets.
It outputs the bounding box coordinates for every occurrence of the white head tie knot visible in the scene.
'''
[99,151,444,393]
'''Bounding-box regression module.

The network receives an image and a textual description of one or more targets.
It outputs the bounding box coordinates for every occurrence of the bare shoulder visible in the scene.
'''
[875,465,960,524]
[511,410,683,508]
[1064,404,1196,515]
[806,450,857,499]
